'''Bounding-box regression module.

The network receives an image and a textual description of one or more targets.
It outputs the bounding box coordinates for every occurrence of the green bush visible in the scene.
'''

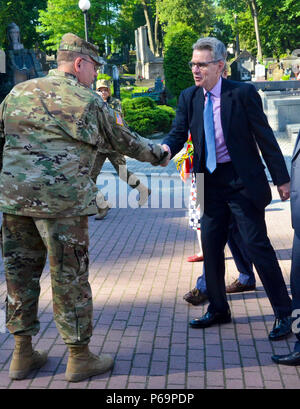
[123,97,175,136]
[122,97,156,113]
[163,23,198,99]
[158,105,176,118]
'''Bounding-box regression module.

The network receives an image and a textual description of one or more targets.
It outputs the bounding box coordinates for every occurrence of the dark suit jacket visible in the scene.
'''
[163,77,290,210]
[291,130,300,232]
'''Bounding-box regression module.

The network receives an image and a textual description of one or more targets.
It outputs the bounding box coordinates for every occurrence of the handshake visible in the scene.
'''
[151,143,171,167]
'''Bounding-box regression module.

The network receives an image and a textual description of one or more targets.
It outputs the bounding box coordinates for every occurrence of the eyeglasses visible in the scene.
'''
[81,57,98,72]
[188,60,221,70]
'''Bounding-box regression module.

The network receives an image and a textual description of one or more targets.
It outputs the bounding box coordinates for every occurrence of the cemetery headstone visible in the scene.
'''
[135,26,164,80]
[255,63,266,81]
[272,65,284,81]
[230,50,255,81]
[0,22,44,103]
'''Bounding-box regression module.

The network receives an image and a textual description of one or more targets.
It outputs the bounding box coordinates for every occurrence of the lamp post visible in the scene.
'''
[78,0,91,42]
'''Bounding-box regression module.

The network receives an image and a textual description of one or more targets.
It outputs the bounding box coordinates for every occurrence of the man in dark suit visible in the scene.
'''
[272,130,300,365]
[161,37,292,340]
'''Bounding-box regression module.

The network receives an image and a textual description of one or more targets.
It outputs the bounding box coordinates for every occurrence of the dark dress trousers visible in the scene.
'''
[290,130,300,341]
[163,78,292,318]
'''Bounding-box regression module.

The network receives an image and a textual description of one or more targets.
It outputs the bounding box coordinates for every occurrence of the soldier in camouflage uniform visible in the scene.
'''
[0,33,169,383]
[92,79,151,220]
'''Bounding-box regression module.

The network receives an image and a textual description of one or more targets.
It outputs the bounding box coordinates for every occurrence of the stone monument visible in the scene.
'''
[252,80,300,139]
[230,50,255,81]
[0,22,44,103]
[254,63,266,81]
[135,26,164,80]
[272,64,284,81]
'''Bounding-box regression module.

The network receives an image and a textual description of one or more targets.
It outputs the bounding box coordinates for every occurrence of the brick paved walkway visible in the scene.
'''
[0,135,300,389]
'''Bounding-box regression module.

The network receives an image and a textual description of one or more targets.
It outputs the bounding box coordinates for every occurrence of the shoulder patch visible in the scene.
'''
[115,111,124,126]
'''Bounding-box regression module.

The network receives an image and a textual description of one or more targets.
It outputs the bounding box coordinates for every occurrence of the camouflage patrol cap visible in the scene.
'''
[96,79,111,90]
[59,33,104,65]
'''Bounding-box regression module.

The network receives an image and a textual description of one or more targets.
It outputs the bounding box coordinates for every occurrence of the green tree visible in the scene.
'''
[163,23,198,99]
[37,0,120,52]
[0,0,47,49]
[157,0,215,37]
[114,0,145,50]
[217,0,300,58]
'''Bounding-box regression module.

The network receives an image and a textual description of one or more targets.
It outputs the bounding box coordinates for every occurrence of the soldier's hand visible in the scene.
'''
[159,144,171,167]
[150,144,170,166]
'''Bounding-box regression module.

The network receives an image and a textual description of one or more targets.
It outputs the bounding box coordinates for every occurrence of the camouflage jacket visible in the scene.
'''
[0,69,165,217]
[106,96,122,113]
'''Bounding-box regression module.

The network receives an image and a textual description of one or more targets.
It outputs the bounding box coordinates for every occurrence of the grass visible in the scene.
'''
[120,85,149,100]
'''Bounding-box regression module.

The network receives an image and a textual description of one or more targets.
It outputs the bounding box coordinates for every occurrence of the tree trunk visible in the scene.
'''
[154,12,159,56]
[248,0,262,60]
[141,0,155,55]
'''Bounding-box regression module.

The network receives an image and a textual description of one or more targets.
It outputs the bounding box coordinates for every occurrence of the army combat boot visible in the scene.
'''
[65,345,114,382]
[95,206,111,220]
[95,191,112,220]
[136,183,151,207]
[9,335,48,380]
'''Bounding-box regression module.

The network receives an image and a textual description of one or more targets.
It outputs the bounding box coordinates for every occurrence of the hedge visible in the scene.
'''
[122,97,175,137]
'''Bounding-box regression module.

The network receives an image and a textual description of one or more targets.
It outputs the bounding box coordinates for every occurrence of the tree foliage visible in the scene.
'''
[163,23,198,99]
[157,0,215,37]
[217,0,300,58]
[0,0,298,62]
[0,0,47,50]
[114,0,146,50]
[37,0,120,52]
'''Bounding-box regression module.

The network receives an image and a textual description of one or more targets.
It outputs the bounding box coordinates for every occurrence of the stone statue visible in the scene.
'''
[0,22,44,103]
[7,22,24,51]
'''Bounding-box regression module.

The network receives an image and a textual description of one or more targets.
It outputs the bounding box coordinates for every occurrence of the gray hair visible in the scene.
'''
[192,37,227,62]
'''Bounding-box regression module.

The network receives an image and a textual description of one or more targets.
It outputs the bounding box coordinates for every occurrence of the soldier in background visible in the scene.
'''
[0,33,169,383]
[91,79,151,220]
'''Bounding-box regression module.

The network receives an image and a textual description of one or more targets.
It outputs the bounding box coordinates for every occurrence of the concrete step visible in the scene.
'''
[286,123,300,142]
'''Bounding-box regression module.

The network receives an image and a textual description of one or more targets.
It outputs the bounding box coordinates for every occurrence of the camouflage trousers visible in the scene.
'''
[3,214,93,346]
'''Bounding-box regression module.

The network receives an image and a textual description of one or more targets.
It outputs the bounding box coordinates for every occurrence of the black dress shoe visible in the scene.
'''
[189,311,231,329]
[268,316,292,341]
[272,351,300,366]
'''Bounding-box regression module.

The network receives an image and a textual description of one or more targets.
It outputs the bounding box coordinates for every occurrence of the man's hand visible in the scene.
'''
[159,144,171,167]
[277,182,290,201]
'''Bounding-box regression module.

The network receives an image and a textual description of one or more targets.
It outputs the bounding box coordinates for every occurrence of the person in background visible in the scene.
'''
[91,79,151,219]
[183,145,256,306]
[183,63,256,306]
